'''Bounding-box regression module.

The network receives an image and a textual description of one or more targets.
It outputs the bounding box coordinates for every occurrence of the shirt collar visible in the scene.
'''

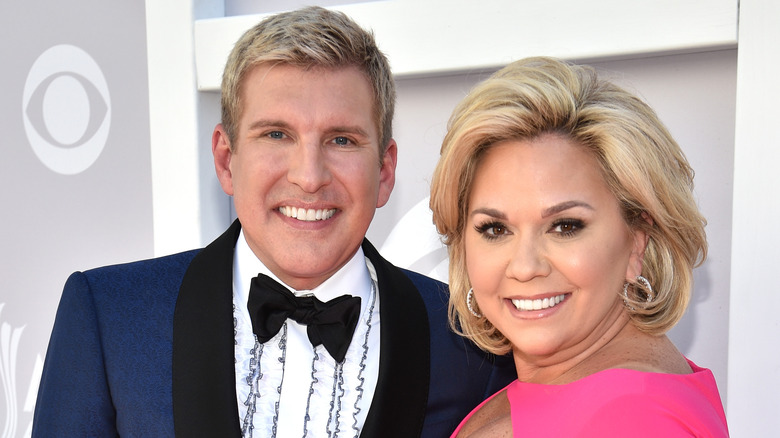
[234,229,372,311]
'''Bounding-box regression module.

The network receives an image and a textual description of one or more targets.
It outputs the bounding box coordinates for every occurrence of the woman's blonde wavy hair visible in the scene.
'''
[429,57,707,355]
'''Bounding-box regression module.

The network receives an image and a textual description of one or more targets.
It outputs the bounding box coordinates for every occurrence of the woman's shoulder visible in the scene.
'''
[585,328,691,376]
[452,387,513,438]
[506,361,727,437]
[581,361,728,436]
[506,330,727,435]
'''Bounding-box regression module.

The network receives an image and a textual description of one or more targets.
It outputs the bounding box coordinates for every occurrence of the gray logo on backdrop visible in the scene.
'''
[22,44,111,175]
[0,303,42,437]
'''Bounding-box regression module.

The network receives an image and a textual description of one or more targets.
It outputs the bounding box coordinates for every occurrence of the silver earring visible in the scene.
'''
[636,275,654,302]
[466,288,482,318]
[623,275,654,311]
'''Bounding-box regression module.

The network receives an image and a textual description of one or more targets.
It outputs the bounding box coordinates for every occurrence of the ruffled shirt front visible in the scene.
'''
[233,231,380,437]
[451,358,728,437]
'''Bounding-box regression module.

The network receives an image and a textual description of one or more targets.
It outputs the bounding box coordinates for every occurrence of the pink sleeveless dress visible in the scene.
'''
[451,359,728,437]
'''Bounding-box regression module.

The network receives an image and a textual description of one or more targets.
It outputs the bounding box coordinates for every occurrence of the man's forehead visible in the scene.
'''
[238,63,381,135]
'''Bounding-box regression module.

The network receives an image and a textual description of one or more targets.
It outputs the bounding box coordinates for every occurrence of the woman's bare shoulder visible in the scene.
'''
[594,330,692,375]
[454,388,513,438]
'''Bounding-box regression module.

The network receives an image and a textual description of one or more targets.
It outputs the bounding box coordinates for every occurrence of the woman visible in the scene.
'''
[430,57,728,437]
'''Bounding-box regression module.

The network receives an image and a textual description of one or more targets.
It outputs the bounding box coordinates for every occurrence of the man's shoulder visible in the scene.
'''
[395,268,452,318]
[85,248,201,273]
[362,238,448,296]
[400,268,447,294]
[77,248,203,288]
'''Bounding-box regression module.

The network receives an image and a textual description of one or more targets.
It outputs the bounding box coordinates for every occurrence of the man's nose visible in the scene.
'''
[286,141,332,193]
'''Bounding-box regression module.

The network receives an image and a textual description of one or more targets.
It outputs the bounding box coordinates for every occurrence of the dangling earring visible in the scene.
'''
[623,275,654,310]
[466,288,482,318]
[636,275,654,301]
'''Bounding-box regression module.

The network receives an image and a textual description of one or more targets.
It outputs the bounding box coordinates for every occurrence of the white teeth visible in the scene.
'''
[279,206,336,221]
[511,294,566,311]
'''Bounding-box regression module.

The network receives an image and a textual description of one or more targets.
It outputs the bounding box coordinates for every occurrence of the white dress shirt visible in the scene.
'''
[233,230,380,437]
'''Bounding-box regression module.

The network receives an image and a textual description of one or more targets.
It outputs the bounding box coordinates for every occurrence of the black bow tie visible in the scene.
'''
[247,274,361,363]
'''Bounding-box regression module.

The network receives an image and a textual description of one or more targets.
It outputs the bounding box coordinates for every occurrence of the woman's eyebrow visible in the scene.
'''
[470,207,506,219]
[541,200,593,218]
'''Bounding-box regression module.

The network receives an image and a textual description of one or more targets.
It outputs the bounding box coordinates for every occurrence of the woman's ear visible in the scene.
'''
[626,212,653,279]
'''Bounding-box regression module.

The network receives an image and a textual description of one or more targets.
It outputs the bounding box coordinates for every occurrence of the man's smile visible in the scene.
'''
[278,206,337,221]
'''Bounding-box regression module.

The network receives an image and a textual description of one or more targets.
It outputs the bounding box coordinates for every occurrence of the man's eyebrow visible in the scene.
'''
[325,125,371,138]
[245,121,371,138]
[246,119,289,131]
[541,200,593,218]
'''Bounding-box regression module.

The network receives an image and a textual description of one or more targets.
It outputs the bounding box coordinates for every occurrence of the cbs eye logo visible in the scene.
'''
[23,44,111,175]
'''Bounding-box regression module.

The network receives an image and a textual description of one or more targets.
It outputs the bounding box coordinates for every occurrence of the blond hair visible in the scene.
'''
[221,6,395,153]
[430,57,707,354]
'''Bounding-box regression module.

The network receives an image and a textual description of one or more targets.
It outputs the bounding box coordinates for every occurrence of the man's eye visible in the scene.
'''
[333,136,350,146]
[268,131,284,139]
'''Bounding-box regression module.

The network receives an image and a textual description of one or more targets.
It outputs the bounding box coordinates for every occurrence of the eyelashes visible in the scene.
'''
[550,218,584,238]
[473,218,585,241]
[474,221,507,241]
[262,131,355,147]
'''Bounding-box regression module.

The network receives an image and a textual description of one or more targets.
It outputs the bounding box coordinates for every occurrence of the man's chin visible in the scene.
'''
[272,259,347,290]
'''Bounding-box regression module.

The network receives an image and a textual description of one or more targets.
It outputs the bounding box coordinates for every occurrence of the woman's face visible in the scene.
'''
[464,133,647,369]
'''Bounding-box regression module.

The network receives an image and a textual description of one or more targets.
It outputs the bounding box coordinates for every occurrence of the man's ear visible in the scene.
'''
[376,139,398,208]
[212,124,234,196]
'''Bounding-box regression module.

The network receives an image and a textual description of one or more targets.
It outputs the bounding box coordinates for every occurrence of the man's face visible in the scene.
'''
[213,64,396,290]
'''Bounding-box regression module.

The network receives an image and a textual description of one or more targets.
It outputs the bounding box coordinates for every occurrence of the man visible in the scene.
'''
[33,7,515,437]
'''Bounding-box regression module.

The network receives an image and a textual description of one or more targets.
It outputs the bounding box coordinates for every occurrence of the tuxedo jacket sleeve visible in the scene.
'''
[32,221,515,437]
[32,250,198,437]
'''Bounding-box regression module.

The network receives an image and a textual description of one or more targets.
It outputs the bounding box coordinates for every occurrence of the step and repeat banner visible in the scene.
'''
[1,1,153,435]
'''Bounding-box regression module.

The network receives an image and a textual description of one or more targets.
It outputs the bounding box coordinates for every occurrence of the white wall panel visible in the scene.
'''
[194,0,737,90]
[727,0,780,434]
[140,0,779,433]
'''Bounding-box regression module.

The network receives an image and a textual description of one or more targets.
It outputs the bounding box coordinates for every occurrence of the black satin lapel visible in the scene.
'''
[173,220,242,437]
[360,239,430,437]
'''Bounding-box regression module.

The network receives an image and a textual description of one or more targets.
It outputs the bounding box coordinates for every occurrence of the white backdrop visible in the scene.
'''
[151,0,780,435]
[180,1,778,434]
[190,0,739,411]
[1,0,777,436]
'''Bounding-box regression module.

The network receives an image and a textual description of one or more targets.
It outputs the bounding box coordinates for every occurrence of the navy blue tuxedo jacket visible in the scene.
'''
[33,221,515,437]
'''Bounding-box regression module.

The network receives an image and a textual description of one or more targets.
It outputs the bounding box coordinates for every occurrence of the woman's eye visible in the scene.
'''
[475,222,508,240]
[488,225,505,235]
[551,219,583,237]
